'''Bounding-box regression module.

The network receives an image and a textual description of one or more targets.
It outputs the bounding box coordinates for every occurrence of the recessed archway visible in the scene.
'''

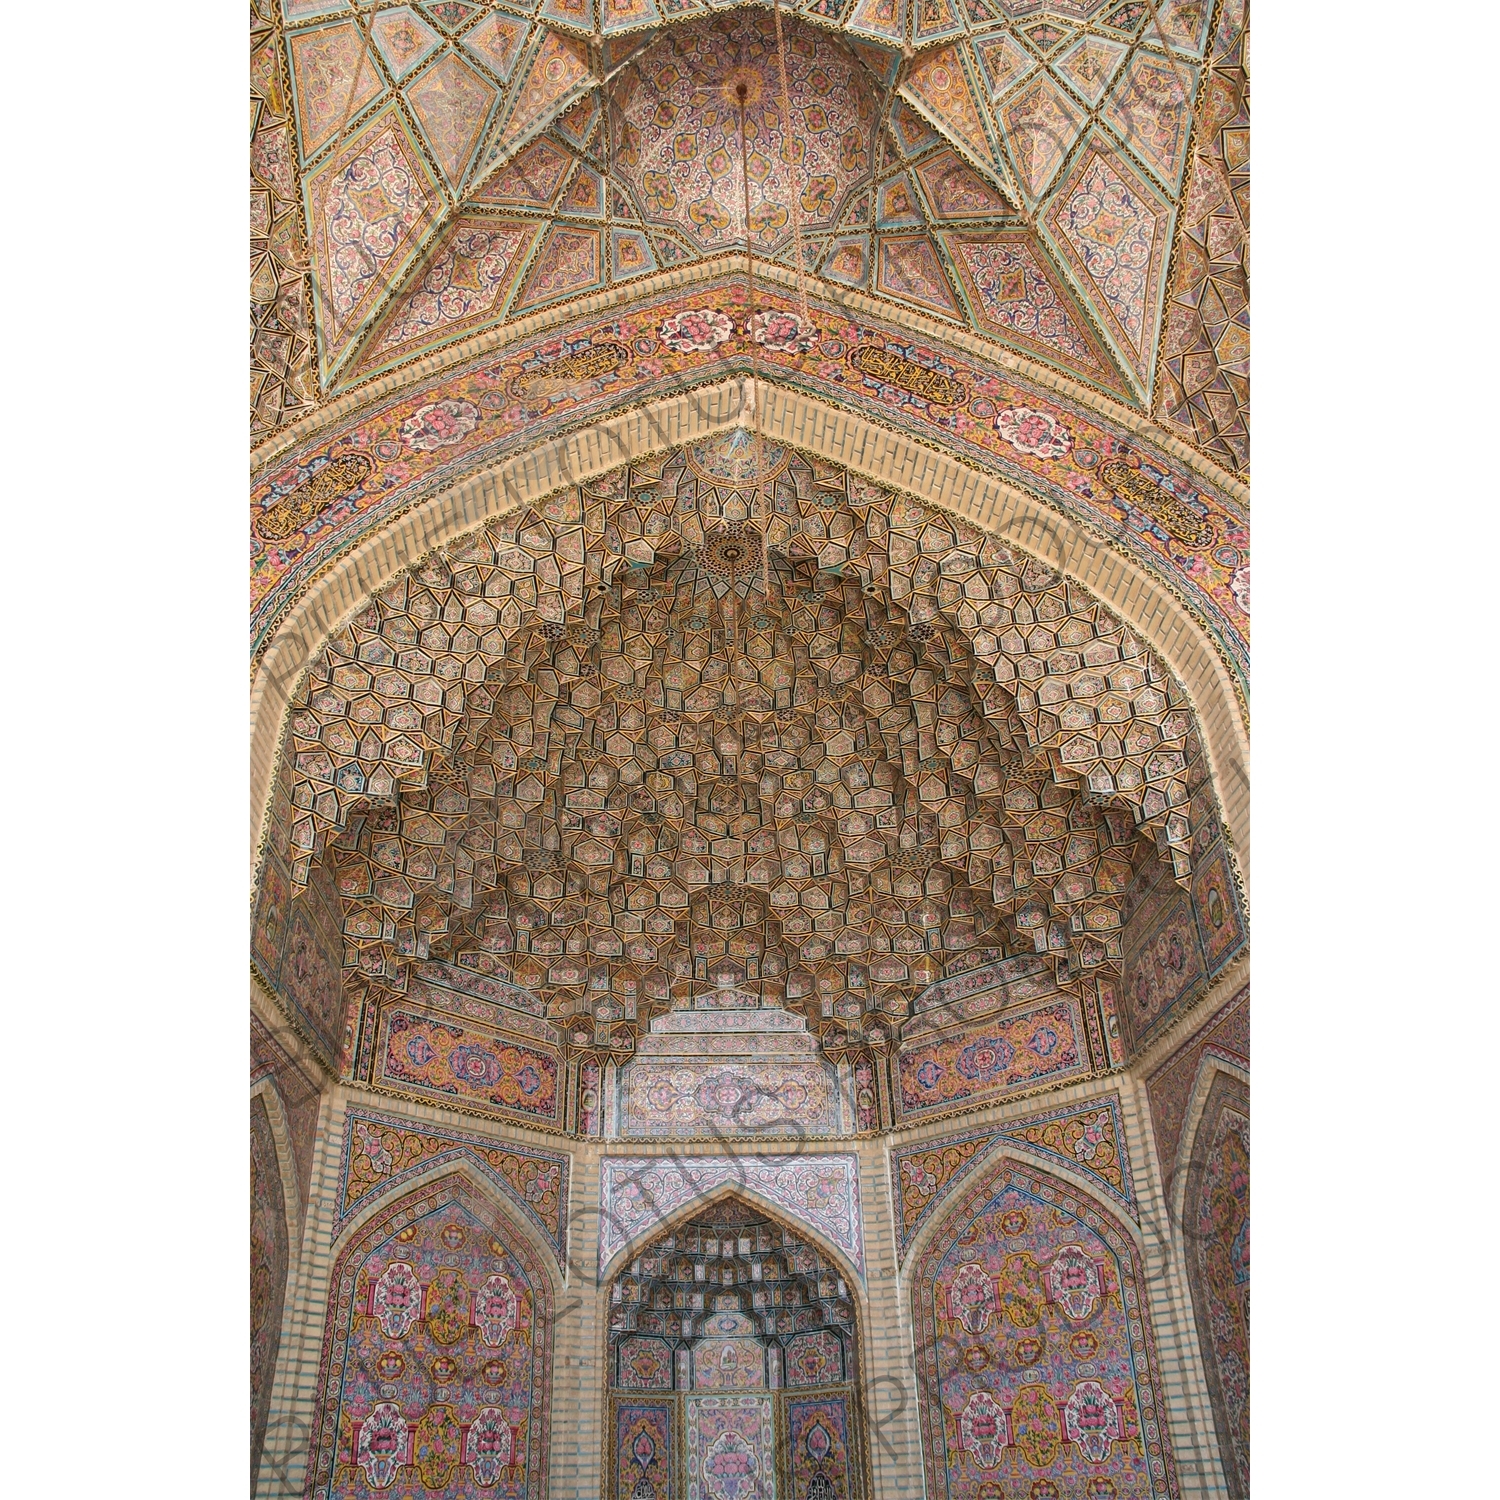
[603,1192,870,1500]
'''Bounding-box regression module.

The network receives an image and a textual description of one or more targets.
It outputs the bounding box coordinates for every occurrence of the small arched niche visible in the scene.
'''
[604,1195,867,1500]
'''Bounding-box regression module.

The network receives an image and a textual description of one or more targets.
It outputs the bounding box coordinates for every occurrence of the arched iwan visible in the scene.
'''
[910,1152,1178,1499]
[602,1187,871,1500]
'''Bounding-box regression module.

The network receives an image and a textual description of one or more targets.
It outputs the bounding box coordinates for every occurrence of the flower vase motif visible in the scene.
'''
[950,1261,997,1333]
[996,406,1073,460]
[1046,1245,1102,1320]
[355,1402,408,1490]
[959,1390,1007,1470]
[476,1273,519,1345]
[399,397,479,451]
[1065,1380,1121,1464]
[660,308,733,353]
[752,308,814,353]
[702,1428,760,1500]
[465,1407,513,1487]
[371,1260,422,1337]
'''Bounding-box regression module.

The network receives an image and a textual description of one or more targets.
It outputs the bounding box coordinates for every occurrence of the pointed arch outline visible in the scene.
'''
[597,1180,876,1500]
[250,378,1249,894]
[896,1125,1150,1282]
[331,1102,572,1271]
[906,1145,1180,1500]
[325,1149,567,1290]
[304,1163,559,1500]
[598,1174,870,1313]
[251,1075,304,1267]
[1165,1051,1249,1243]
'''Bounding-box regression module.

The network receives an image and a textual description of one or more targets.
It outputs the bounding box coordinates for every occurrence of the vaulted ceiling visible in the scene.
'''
[249,0,1249,473]
[263,435,1226,1054]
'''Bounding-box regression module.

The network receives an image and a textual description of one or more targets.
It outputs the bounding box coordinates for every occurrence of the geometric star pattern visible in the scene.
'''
[1154,0,1250,477]
[249,0,1247,461]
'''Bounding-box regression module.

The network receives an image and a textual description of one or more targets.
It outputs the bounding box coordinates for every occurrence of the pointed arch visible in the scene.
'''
[600,1175,868,1308]
[908,1150,1178,1499]
[304,1167,556,1500]
[327,1148,566,1288]
[1174,1061,1249,1500]
[1165,1051,1249,1236]
[601,1185,873,1500]
[251,379,1248,893]
[897,1132,1148,1281]
[250,1079,301,1493]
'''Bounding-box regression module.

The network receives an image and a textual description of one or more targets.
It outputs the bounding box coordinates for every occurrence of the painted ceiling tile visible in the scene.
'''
[472,134,572,206]
[561,161,607,218]
[902,45,996,170]
[1102,50,1197,191]
[420,0,481,32]
[1052,33,1127,105]
[890,98,940,157]
[610,226,659,279]
[252,34,289,115]
[501,29,593,149]
[406,50,499,190]
[845,0,907,46]
[282,0,346,22]
[538,0,595,31]
[915,147,1014,219]
[851,39,902,87]
[553,90,600,147]
[999,73,1084,202]
[1154,0,1213,56]
[912,0,964,45]
[514,224,604,309]
[353,215,540,376]
[460,12,531,81]
[305,106,443,376]
[1098,0,1150,36]
[876,233,960,317]
[370,7,445,83]
[613,16,876,255]
[821,232,871,287]
[943,228,1127,392]
[289,21,386,161]
[876,172,925,229]
[1045,140,1171,383]
[601,0,663,33]
[973,32,1032,98]
[1019,18,1072,55]
[254,2,1247,453]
